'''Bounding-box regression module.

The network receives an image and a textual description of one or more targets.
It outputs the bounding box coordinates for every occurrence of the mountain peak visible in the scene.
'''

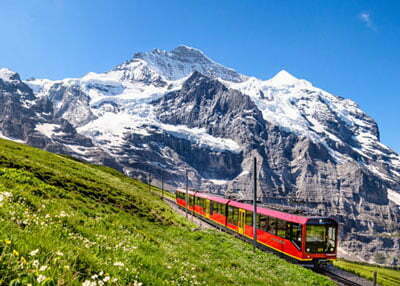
[0,68,21,83]
[265,70,312,88]
[171,45,209,59]
[125,46,245,83]
[268,70,298,85]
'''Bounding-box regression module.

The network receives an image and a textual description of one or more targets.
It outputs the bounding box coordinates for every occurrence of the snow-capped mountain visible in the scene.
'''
[1,46,400,265]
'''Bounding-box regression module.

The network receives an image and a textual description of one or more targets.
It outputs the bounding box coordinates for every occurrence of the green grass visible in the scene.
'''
[333,259,400,286]
[0,138,334,285]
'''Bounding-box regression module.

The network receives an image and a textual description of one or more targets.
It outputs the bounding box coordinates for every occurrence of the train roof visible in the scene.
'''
[176,189,309,224]
[228,200,309,224]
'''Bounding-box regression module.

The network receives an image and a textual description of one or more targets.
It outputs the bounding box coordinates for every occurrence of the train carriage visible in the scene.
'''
[175,189,338,268]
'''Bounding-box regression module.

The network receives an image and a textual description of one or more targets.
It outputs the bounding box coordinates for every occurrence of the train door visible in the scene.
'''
[238,209,246,234]
[205,200,210,218]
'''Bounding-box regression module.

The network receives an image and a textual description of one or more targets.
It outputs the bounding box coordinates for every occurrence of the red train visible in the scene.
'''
[176,189,338,268]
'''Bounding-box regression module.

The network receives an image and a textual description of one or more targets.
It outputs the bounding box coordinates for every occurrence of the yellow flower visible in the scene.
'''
[13,249,19,256]
[4,239,11,245]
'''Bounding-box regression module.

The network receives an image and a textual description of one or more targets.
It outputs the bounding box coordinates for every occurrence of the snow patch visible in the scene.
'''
[35,123,63,138]
[161,123,242,153]
[65,144,91,155]
[388,189,400,206]
[208,179,230,185]
[0,132,25,144]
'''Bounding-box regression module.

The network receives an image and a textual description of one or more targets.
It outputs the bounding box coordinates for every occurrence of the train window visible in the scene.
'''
[227,206,233,224]
[245,211,253,226]
[259,215,269,232]
[189,195,194,206]
[268,218,277,235]
[290,223,302,249]
[233,207,239,225]
[285,223,291,240]
[214,203,221,214]
[228,206,239,226]
[210,201,214,214]
[219,203,225,215]
[276,219,287,238]
[306,224,336,253]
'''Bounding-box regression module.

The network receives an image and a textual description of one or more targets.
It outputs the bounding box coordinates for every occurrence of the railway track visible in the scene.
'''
[159,193,370,286]
[318,269,365,286]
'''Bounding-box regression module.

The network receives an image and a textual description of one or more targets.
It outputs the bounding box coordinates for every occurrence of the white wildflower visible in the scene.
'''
[39,265,48,271]
[37,275,47,283]
[111,278,118,282]
[113,261,124,267]
[0,192,12,205]
[91,274,98,280]
[32,260,39,268]
[29,249,39,256]
[59,211,68,217]
[82,280,96,286]
[56,251,64,256]
[103,276,110,282]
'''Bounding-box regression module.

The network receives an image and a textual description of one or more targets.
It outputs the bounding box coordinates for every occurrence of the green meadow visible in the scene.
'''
[333,259,400,286]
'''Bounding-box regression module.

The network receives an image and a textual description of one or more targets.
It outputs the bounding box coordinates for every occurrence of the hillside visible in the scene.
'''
[0,138,333,285]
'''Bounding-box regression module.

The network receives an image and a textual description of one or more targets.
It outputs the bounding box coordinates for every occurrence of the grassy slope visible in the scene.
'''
[0,138,333,286]
[333,260,400,286]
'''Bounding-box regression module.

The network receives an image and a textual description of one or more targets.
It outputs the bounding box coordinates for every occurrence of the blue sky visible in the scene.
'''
[1,0,399,152]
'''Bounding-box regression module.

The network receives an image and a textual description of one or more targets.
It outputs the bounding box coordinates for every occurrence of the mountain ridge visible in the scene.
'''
[1,46,399,265]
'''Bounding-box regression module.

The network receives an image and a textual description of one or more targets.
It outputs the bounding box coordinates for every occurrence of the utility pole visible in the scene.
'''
[253,157,257,251]
[161,174,164,199]
[186,169,189,219]
[148,173,151,193]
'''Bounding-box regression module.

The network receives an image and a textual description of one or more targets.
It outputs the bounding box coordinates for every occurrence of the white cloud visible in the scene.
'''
[359,12,377,31]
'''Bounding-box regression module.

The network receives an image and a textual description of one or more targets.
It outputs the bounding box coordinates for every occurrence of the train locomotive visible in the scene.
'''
[175,189,338,268]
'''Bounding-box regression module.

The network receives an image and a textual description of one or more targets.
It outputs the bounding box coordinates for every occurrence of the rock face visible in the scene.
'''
[1,46,400,265]
[0,68,121,168]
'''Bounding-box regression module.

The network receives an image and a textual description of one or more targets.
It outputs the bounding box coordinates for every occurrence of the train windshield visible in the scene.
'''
[306,224,336,253]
